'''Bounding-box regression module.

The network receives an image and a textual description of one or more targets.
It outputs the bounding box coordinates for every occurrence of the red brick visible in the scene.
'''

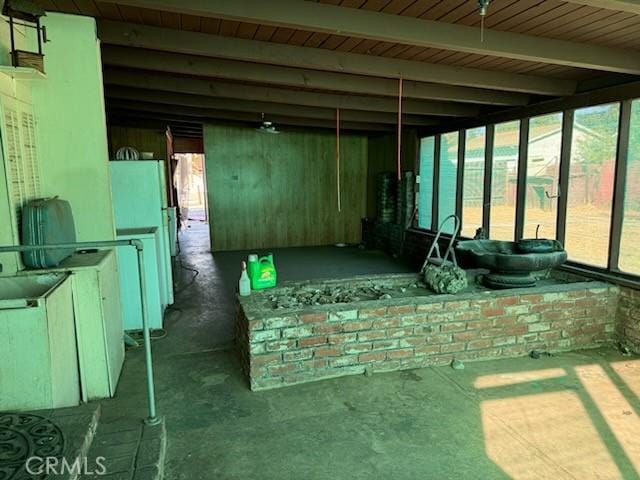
[493,316,518,327]
[328,333,358,344]
[330,356,361,368]
[250,365,268,378]
[430,354,455,365]
[492,336,516,347]
[372,318,401,329]
[416,302,443,312]
[470,299,493,309]
[441,322,466,332]
[358,330,387,341]
[401,314,428,326]
[467,339,492,350]
[283,350,313,362]
[531,304,553,313]
[372,339,400,350]
[453,331,479,342]
[414,325,437,335]
[576,298,598,308]
[299,312,328,324]
[313,324,343,335]
[266,339,296,352]
[482,307,506,317]
[248,319,264,330]
[441,342,466,353]
[387,348,414,359]
[501,345,526,356]
[345,343,371,354]
[553,301,576,310]
[429,313,455,323]
[466,319,492,330]
[388,305,416,315]
[251,353,282,367]
[359,307,388,318]
[399,337,426,347]
[454,310,481,321]
[387,327,414,338]
[446,301,470,309]
[427,333,453,344]
[314,346,342,357]
[299,359,327,370]
[539,330,562,341]
[503,325,528,335]
[497,297,519,307]
[343,321,373,332]
[415,344,441,356]
[268,363,298,375]
[299,336,327,348]
[359,351,386,363]
[520,294,543,303]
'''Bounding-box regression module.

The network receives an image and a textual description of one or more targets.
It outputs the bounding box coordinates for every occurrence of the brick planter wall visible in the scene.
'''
[617,287,640,353]
[237,274,619,391]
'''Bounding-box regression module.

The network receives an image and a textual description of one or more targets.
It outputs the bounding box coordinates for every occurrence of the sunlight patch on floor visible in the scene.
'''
[610,359,640,399]
[473,368,566,389]
[481,391,622,479]
[575,364,640,473]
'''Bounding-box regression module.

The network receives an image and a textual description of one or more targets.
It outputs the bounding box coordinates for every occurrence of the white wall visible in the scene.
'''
[0,15,37,273]
[32,13,116,242]
[0,13,116,275]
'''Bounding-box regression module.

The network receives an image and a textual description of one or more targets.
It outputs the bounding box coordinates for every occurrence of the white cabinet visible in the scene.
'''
[116,227,164,331]
[23,250,125,400]
[0,274,80,410]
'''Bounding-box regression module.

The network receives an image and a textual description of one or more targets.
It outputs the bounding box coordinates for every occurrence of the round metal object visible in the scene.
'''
[0,413,64,480]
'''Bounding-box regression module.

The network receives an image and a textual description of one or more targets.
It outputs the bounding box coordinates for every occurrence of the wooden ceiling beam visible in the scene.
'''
[97,20,548,99]
[561,0,640,14]
[96,0,640,74]
[102,68,480,117]
[102,46,490,116]
[107,102,394,132]
[103,87,442,126]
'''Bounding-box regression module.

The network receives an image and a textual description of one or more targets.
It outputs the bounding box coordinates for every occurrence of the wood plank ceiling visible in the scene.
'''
[38,0,640,135]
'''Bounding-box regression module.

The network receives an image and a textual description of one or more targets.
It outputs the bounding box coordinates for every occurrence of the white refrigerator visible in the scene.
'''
[110,160,174,314]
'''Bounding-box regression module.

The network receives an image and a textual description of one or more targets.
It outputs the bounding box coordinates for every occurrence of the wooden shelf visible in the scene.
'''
[0,66,46,80]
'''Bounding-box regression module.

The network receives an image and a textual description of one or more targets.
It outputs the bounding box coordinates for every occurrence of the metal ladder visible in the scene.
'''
[420,214,461,273]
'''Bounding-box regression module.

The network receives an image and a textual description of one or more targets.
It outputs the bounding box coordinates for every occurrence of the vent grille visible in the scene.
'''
[1,95,41,238]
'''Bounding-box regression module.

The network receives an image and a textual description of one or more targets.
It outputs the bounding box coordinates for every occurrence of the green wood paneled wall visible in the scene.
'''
[204,124,368,251]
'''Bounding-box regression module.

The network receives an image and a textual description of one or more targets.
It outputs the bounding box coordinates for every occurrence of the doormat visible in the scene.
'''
[0,413,64,479]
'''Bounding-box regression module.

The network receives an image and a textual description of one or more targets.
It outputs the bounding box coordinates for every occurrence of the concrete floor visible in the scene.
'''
[104,222,640,480]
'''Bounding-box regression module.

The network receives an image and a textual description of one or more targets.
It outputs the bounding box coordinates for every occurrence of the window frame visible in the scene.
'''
[414,95,640,287]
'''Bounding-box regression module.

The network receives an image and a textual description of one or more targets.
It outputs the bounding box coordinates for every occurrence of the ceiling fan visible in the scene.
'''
[256,113,280,134]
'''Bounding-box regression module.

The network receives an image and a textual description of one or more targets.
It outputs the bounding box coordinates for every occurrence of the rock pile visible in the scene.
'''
[269,282,420,309]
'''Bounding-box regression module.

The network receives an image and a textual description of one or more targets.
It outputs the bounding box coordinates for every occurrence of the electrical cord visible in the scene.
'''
[126,328,168,349]
[174,258,199,295]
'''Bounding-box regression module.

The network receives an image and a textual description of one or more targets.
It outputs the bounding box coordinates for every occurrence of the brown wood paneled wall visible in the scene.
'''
[366,129,418,218]
[108,126,167,159]
[204,124,368,251]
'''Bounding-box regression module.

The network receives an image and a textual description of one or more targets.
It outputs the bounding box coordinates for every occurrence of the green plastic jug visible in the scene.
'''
[248,253,277,290]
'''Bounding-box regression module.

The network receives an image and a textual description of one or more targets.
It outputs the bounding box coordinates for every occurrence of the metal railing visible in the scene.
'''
[0,240,160,425]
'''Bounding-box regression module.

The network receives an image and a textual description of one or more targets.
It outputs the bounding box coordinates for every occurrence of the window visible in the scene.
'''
[565,103,619,267]
[619,100,640,274]
[417,136,435,229]
[523,113,563,239]
[438,132,459,234]
[490,120,520,240]
[461,127,486,238]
